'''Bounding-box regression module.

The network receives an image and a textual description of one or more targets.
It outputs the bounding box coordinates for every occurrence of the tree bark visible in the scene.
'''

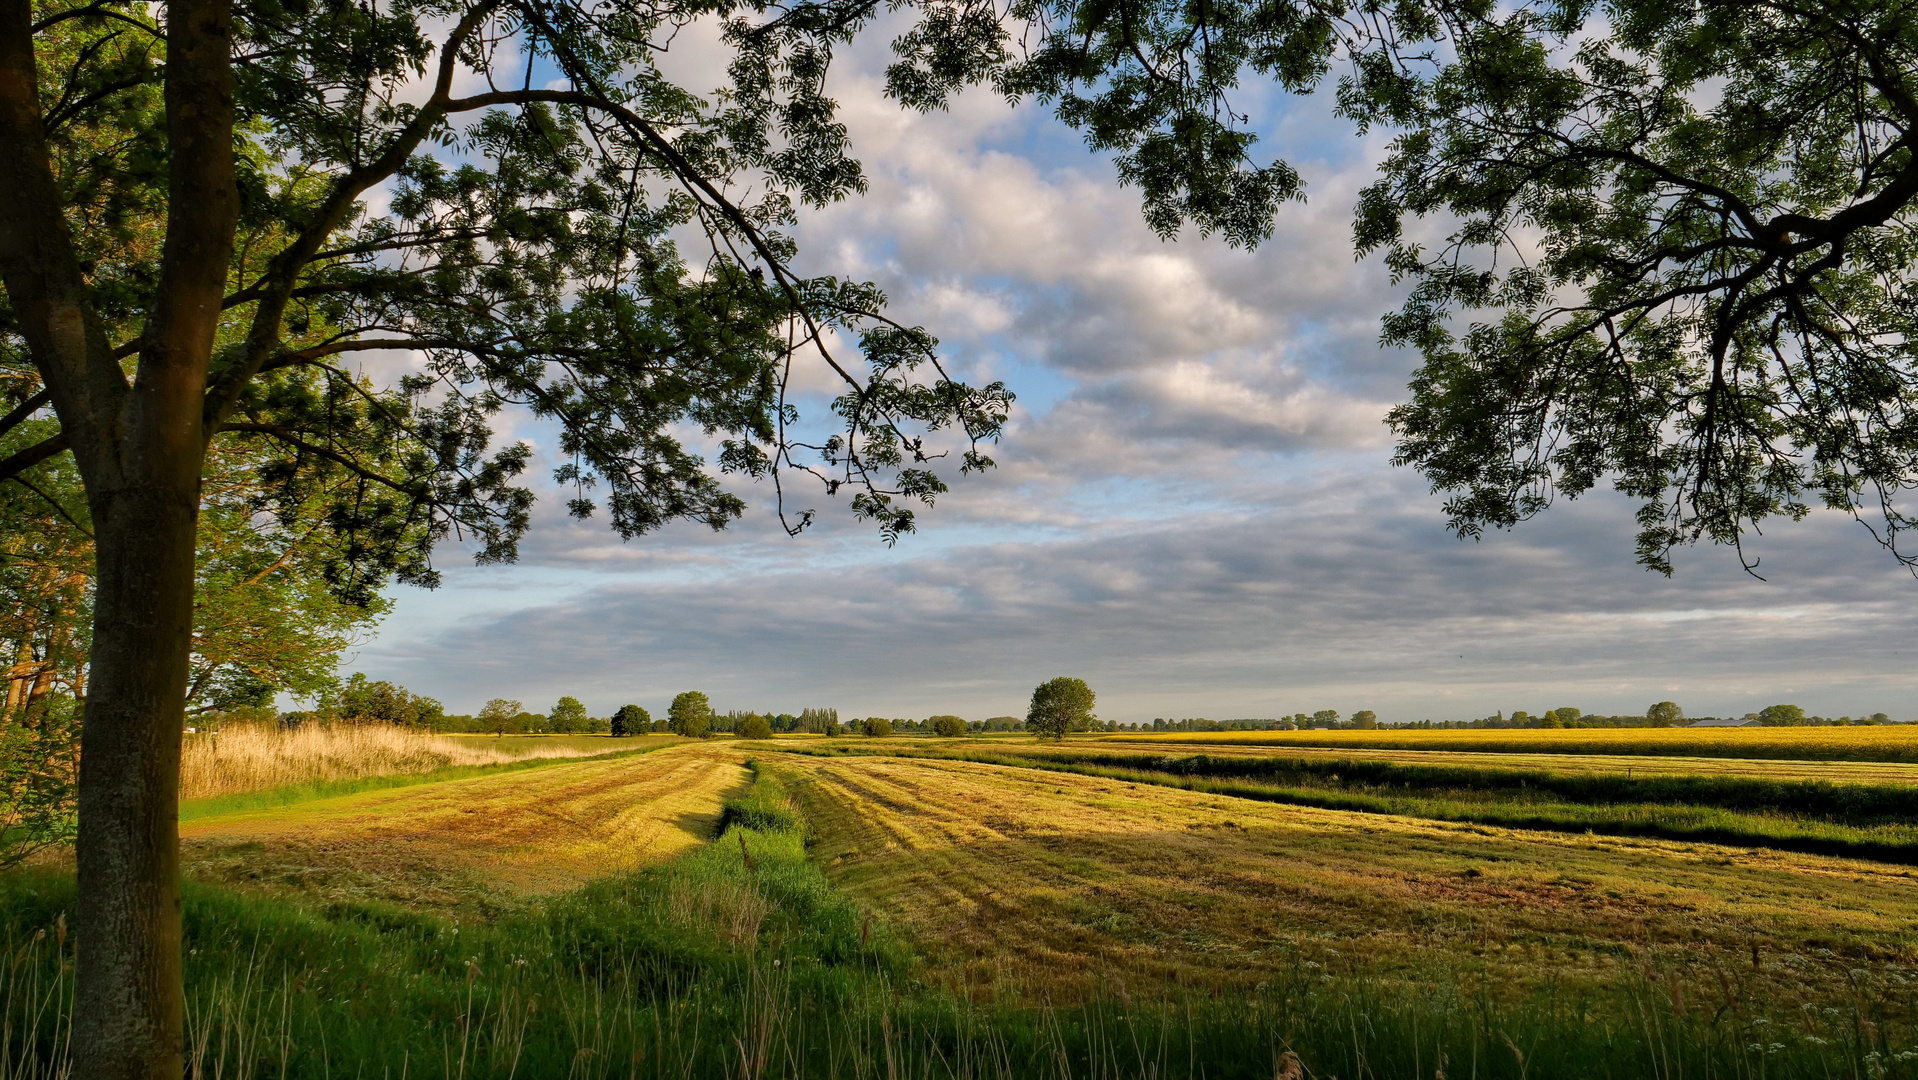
[0,0,235,1072]
[72,474,201,1080]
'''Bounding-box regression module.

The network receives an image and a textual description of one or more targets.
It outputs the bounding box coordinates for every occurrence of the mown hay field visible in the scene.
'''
[1102,725,1918,761]
[762,749,1918,1007]
[181,724,672,798]
[180,742,747,913]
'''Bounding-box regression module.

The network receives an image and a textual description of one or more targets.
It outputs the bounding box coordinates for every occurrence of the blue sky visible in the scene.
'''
[349,29,1918,724]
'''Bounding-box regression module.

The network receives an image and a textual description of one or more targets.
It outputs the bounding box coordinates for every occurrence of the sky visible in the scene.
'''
[350,27,1918,725]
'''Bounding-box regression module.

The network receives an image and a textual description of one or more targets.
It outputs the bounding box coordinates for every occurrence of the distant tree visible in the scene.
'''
[824,719,843,738]
[1538,711,1563,729]
[1870,713,1894,725]
[1027,678,1096,741]
[548,696,589,734]
[930,715,969,738]
[478,699,523,739]
[737,714,774,740]
[668,692,714,738]
[860,717,894,737]
[331,674,426,726]
[1552,707,1581,726]
[611,705,649,738]
[1350,710,1378,730]
[1760,704,1809,727]
[1646,702,1684,727]
[1310,710,1340,729]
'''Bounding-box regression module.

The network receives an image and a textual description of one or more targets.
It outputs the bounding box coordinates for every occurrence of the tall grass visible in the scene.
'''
[5,762,1917,1078]
[179,724,603,799]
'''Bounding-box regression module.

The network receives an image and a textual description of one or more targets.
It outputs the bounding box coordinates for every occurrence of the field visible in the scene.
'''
[5,728,1918,1077]
[1103,725,1918,761]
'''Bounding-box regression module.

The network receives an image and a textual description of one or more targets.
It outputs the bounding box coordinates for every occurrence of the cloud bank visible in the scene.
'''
[354,41,1918,724]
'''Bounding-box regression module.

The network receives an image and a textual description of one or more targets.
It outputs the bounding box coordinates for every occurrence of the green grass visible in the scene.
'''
[783,743,1918,864]
[178,741,673,822]
[7,763,1918,1078]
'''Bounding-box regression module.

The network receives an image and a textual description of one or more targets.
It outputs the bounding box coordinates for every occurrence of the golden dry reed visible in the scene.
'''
[179,724,597,799]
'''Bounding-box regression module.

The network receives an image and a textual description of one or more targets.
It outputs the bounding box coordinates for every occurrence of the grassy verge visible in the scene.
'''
[179,740,676,821]
[785,743,1918,864]
[6,762,1918,1077]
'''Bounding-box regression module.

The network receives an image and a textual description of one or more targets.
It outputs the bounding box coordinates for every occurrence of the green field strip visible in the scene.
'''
[178,740,681,822]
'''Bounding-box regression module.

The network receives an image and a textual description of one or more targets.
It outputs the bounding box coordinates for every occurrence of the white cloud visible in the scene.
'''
[351,29,1918,726]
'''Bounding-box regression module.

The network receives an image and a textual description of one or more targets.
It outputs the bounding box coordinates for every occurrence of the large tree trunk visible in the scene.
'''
[72,465,203,1080]
[0,0,235,1069]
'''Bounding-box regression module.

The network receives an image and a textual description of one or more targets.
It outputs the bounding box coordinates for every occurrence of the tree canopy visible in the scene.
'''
[611,703,648,737]
[1026,677,1095,740]
[1364,0,1918,574]
[667,691,712,738]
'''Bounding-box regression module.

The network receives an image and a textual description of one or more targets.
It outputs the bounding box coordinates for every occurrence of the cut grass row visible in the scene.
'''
[774,742,1918,863]
[9,755,1918,1078]
[773,750,1918,996]
[179,743,746,916]
[178,737,682,821]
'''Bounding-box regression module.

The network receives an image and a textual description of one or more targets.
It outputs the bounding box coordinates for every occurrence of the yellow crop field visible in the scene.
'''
[1103,725,1918,761]
[181,742,747,912]
[986,739,1918,785]
[765,750,1918,1004]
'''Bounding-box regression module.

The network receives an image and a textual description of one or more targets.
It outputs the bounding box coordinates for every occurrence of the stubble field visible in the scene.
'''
[8,728,1918,1077]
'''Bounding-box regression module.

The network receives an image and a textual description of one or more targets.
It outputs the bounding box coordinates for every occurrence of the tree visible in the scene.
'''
[1310,709,1340,729]
[1349,710,1377,730]
[1647,702,1685,727]
[930,714,968,737]
[1027,678,1095,741]
[331,674,425,726]
[1360,1,1918,575]
[548,696,588,734]
[477,698,523,738]
[860,716,893,737]
[610,704,648,738]
[1760,704,1808,727]
[2,0,1459,1066]
[667,692,712,739]
[736,714,774,740]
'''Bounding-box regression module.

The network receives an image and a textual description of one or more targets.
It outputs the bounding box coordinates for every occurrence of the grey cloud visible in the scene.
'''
[364,466,1918,722]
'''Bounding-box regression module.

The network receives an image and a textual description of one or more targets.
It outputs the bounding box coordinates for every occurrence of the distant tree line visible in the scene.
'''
[1398,703,1904,729]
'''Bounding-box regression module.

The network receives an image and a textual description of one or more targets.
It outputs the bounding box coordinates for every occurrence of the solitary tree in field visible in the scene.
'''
[1026,678,1095,741]
[667,692,713,739]
[1647,702,1684,727]
[736,714,774,740]
[930,714,968,738]
[548,696,588,734]
[610,704,649,738]
[477,699,523,738]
